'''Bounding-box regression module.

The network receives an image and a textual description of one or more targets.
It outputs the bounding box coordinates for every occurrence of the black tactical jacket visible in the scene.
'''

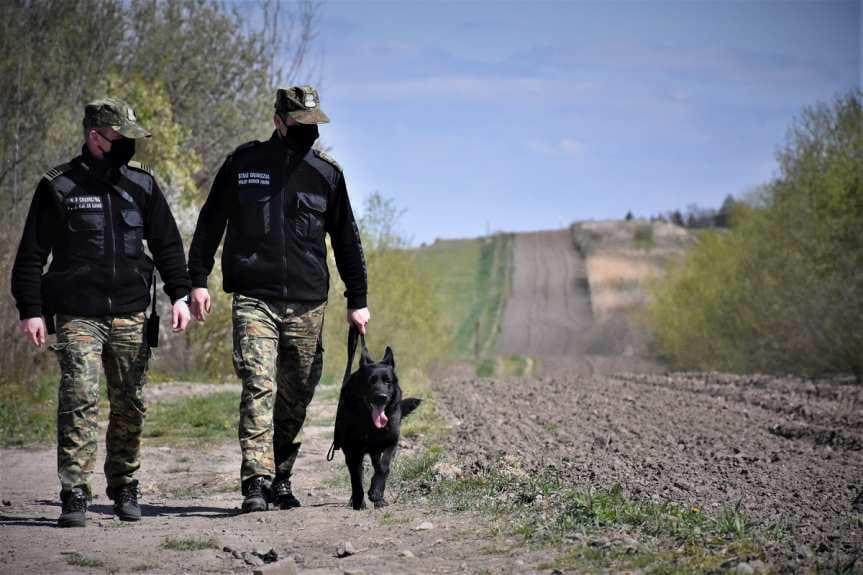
[188,130,367,309]
[11,147,191,320]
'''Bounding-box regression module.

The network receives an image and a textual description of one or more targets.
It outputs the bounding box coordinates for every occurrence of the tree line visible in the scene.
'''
[646,91,862,381]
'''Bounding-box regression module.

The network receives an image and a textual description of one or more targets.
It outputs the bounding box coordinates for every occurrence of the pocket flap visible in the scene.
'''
[239,188,272,205]
[68,212,104,231]
[121,209,144,227]
[297,191,327,214]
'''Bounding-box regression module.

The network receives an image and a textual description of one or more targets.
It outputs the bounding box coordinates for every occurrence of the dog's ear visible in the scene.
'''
[382,346,395,368]
[360,346,373,367]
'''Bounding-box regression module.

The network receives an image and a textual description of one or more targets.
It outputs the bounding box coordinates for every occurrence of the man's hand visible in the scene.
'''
[347,307,370,335]
[172,300,191,333]
[190,288,211,321]
[20,317,46,348]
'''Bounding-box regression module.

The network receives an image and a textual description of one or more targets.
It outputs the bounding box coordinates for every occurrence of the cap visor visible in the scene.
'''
[116,122,152,139]
[288,109,330,125]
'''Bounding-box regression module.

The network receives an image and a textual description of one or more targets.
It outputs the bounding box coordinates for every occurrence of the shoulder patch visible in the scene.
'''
[43,162,74,182]
[127,160,153,175]
[314,149,342,172]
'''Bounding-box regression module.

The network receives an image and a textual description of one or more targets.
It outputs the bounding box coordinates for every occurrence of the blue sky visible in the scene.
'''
[306,1,860,244]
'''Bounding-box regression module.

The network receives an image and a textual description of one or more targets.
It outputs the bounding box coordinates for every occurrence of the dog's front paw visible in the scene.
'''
[349,495,366,510]
[372,498,389,509]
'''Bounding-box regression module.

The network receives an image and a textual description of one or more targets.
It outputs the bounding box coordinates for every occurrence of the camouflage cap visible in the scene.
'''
[83,97,151,139]
[275,85,330,125]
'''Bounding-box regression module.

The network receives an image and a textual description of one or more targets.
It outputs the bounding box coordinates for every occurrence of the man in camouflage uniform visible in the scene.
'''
[188,86,368,512]
[11,98,192,527]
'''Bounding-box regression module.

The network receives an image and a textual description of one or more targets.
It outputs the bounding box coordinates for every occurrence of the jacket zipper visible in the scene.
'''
[281,176,289,298]
[105,190,115,313]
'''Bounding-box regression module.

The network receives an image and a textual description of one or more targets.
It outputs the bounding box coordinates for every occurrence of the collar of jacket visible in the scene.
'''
[79,144,116,181]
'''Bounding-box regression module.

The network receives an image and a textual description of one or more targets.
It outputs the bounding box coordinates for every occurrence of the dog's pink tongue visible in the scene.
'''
[371,406,388,429]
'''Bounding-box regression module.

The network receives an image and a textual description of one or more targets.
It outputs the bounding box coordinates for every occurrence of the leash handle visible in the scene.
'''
[342,324,367,385]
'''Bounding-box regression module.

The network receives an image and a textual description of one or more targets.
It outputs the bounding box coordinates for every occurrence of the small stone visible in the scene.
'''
[400,549,415,558]
[252,557,299,575]
[433,539,444,546]
[336,541,356,557]
[796,544,814,559]
[734,562,755,574]
[343,570,367,575]
[222,546,234,553]
[260,549,279,563]
[413,521,434,531]
[231,549,243,559]
[749,560,768,573]
[245,554,265,567]
[2,500,11,506]
[432,462,463,480]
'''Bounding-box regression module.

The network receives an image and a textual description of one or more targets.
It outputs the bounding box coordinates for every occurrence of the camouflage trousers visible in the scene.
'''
[232,294,325,489]
[49,313,149,498]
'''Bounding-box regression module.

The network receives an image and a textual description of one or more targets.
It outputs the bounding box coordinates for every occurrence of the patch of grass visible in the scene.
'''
[62,552,105,568]
[475,355,534,377]
[633,224,656,250]
[398,461,769,568]
[414,234,513,359]
[547,539,763,574]
[394,445,443,484]
[0,374,57,446]
[144,392,236,444]
[313,382,341,404]
[377,510,411,525]
[130,564,157,573]
[476,358,496,377]
[161,536,220,551]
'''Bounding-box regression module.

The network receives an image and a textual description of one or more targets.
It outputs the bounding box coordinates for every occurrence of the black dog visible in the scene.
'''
[331,342,421,510]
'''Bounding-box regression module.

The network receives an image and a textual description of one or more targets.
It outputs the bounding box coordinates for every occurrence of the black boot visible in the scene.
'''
[241,476,270,513]
[109,481,141,522]
[271,476,301,509]
[58,488,88,528]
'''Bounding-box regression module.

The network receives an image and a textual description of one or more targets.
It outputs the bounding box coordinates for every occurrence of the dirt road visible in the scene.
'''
[498,230,659,375]
[0,381,536,575]
[498,230,596,375]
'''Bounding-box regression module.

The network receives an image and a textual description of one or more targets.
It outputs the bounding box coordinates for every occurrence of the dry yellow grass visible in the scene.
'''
[585,254,663,318]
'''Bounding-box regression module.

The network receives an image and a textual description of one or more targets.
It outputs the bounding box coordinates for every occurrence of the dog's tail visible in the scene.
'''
[401,397,422,419]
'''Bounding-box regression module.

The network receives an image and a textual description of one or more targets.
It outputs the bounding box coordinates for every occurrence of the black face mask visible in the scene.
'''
[104,138,136,168]
[279,119,319,150]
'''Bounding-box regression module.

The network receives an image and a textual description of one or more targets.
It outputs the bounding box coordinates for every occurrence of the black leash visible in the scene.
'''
[146,271,160,349]
[327,325,366,461]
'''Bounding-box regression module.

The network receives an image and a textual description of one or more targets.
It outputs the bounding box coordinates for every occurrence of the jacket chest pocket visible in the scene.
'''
[238,188,272,240]
[67,211,105,254]
[120,209,145,258]
[295,191,327,242]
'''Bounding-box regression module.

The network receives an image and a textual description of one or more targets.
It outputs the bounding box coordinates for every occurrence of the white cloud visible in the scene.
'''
[528,137,585,158]
[559,138,582,156]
